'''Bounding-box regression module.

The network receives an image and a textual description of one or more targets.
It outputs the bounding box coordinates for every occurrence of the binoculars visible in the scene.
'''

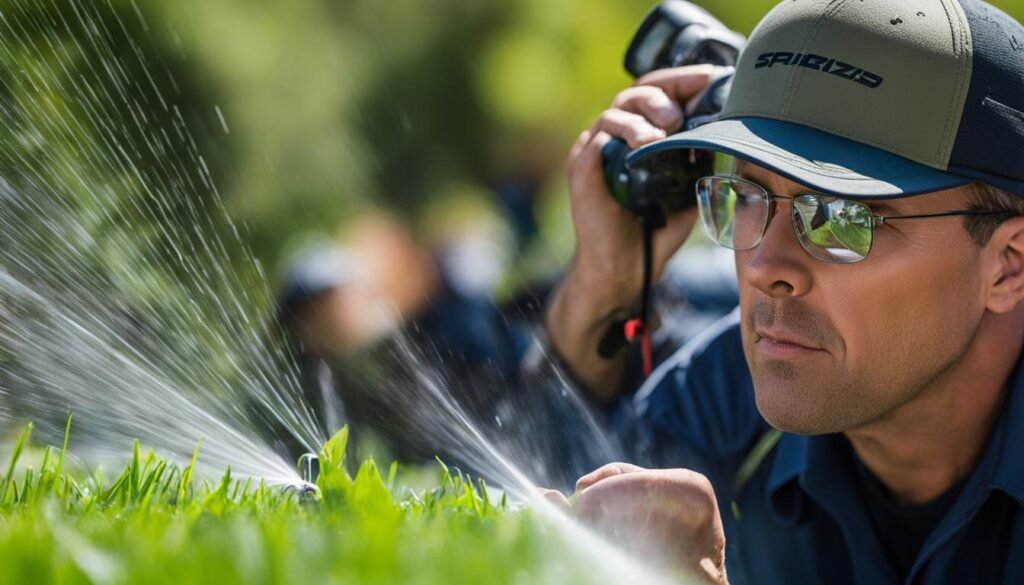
[602,1,745,220]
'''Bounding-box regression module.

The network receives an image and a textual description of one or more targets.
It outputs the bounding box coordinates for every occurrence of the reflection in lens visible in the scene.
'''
[697,177,768,251]
[711,179,736,245]
[697,177,726,246]
[793,195,872,262]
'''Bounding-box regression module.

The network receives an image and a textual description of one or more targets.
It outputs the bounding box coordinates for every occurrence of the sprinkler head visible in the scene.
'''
[298,453,320,484]
[283,481,321,501]
[282,453,322,502]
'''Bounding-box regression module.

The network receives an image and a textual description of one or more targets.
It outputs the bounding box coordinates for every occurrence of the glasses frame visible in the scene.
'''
[696,174,1011,263]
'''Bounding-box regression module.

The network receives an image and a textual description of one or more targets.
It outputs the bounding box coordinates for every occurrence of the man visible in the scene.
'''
[542,1,1024,583]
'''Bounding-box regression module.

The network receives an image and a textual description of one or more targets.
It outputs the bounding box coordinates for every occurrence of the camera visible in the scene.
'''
[603,1,745,221]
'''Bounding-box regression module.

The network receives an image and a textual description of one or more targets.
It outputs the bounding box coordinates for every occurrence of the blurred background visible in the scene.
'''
[3,0,1021,300]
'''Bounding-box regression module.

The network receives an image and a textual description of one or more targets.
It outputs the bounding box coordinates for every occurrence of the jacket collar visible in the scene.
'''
[988,358,1024,505]
[765,356,1024,525]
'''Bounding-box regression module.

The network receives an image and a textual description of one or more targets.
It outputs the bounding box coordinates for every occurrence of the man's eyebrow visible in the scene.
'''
[734,167,768,184]
[862,199,899,214]
[735,170,757,182]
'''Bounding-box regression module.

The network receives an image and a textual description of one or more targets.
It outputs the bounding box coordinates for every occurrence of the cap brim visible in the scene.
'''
[627,117,971,198]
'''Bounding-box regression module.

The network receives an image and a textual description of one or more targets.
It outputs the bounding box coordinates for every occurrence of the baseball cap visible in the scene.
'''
[628,0,1024,198]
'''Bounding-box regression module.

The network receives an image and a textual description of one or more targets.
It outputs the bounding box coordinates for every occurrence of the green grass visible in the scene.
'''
[0,418,598,585]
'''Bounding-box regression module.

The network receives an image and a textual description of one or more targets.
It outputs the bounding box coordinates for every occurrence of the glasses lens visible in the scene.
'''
[792,194,873,262]
[696,177,769,250]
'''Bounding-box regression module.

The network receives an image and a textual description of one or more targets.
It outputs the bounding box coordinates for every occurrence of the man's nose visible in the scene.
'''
[742,203,813,298]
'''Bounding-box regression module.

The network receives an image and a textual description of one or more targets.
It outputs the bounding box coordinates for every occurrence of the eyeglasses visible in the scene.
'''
[695,175,1009,263]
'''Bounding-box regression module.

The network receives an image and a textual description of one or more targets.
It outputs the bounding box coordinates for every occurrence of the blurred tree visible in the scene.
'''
[0,0,230,297]
[7,0,1024,286]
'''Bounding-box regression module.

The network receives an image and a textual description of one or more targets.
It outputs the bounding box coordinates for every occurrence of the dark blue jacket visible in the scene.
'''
[614,309,1024,584]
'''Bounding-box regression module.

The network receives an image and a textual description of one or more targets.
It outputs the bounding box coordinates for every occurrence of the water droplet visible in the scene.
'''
[214,105,230,135]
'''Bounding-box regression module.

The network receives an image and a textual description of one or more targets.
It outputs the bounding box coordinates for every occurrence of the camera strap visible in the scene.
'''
[623,215,658,378]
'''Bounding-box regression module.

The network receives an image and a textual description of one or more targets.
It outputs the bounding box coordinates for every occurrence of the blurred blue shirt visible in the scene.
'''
[615,309,1024,584]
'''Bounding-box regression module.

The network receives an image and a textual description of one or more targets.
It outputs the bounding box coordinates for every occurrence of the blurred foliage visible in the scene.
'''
[133,0,779,275]
[0,0,237,301]
[3,0,1024,284]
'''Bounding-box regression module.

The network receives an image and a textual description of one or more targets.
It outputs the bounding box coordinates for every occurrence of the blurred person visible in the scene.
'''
[275,212,570,479]
[277,242,386,362]
[541,1,1024,583]
[274,241,365,443]
[341,211,529,384]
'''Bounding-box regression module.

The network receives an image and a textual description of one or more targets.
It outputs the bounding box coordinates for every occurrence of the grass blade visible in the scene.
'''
[2,423,32,504]
[178,440,201,505]
[55,414,72,479]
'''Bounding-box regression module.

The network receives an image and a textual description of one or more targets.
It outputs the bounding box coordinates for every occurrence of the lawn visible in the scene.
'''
[0,419,616,585]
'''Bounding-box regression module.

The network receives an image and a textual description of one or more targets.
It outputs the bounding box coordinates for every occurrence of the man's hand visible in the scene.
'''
[566,66,718,290]
[546,65,722,404]
[541,463,727,584]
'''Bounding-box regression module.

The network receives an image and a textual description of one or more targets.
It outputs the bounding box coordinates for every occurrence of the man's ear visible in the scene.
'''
[986,216,1024,314]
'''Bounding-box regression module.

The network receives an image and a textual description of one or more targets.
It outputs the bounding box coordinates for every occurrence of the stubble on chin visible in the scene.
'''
[742,298,855,432]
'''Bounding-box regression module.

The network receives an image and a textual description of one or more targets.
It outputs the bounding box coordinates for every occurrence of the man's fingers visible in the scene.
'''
[634,64,719,102]
[610,86,684,131]
[611,86,684,131]
[567,130,614,204]
[568,129,592,164]
[536,488,572,513]
[575,462,645,493]
[588,109,666,150]
[571,468,726,580]
[567,65,724,196]
[576,469,720,535]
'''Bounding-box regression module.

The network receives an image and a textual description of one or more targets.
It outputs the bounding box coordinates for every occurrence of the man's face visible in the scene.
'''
[734,161,988,434]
